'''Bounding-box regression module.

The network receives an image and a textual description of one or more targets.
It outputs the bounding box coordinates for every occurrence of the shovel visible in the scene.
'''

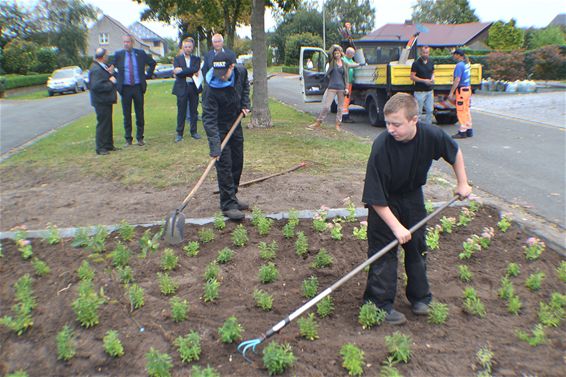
[163,111,245,245]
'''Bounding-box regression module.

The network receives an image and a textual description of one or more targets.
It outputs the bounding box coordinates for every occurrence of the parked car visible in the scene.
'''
[47,66,87,96]
[152,64,174,79]
[82,71,89,89]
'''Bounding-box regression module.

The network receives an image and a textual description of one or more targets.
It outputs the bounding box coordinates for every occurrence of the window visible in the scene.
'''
[99,33,109,45]
[153,41,160,47]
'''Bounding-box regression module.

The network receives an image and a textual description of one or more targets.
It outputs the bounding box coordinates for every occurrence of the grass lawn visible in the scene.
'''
[1,81,372,189]
[5,89,50,100]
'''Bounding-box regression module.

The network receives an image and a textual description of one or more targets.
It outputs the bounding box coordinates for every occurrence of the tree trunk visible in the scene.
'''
[249,0,272,128]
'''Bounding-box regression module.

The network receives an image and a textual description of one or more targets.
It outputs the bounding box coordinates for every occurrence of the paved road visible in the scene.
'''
[269,75,566,228]
[0,91,92,155]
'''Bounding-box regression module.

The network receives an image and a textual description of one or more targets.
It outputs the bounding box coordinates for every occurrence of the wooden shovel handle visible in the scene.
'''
[178,112,245,212]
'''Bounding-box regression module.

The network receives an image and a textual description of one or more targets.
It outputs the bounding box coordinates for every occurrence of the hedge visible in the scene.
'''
[282,66,300,74]
[1,74,51,90]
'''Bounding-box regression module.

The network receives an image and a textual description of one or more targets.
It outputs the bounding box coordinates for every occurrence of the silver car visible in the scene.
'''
[47,66,87,96]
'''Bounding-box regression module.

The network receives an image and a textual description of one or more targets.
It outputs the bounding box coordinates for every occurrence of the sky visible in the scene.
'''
[15,0,565,40]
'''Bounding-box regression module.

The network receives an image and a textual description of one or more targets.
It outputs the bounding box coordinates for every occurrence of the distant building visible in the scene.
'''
[361,21,493,50]
[129,22,169,57]
[548,13,566,30]
[86,14,163,58]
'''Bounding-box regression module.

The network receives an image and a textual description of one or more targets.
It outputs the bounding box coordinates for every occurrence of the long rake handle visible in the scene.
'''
[261,196,458,340]
[177,112,245,212]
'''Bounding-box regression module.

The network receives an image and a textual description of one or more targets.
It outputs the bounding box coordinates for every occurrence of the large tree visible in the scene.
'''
[412,0,479,24]
[0,2,40,48]
[487,19,525,51]
[325,0,375,36]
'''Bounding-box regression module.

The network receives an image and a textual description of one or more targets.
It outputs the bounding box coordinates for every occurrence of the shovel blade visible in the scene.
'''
[163,210,186,245]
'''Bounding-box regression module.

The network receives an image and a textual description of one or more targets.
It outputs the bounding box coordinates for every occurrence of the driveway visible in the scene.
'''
[268,74,566,228]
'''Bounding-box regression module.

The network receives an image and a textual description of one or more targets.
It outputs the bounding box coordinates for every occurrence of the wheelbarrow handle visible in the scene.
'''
[176,112,245,213]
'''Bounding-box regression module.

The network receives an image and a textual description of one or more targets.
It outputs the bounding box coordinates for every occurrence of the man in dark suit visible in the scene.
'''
[201,33,237,78]
[113,34,156,146]
[172,37,201,142]
[88,48,118,155]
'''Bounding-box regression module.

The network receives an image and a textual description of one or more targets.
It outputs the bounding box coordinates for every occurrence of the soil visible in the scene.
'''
[1,205,565,377]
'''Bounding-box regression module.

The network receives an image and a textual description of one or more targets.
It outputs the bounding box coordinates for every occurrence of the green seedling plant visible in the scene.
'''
[103,330,124,357]
[295,231,309,257]
[312,207,329,232]
[198,228,215,243]
[468,199,481,213]
[297,313,319,340]
[342,197,357,222]
[556,261,566,282]
[463,287,486,318]
[288,209,300,227]
[478,227,495,249]
[476,345,494,376]
[525,271,545,291]
[459,237,481,259]
[524,237,545,261]
[117,220,135,242]
[175,331,201,363]
[71,227,90,248]
[218,316,244,343]
[203,278,220,302]
[160,249,178,271]
[282,223,295,238]
[428,301,449,325]
[111,243,131,268]
[146,347,173,377]
[6,371,28,377]
[117,265,134,284]
[191,365,220,377]
[77,260,95,281]
[352,221,368,240]
[213,212,226,230]
[157,272,178,296]
[457,264,473,282]
[358,302,386,329]
[508,294,522,315]
[317,296,335,318]
[425,225,441,250]
[497,215,511,232]
[311,248,334,269]
[0,274,36,335]
[16,239,33,260]
[537,293,565,327]
[385,331,412,363]
[253,289,273,311]
[251,207,265,226]
[329,219,344,240]
[32,258,50,276]
[380,357,403,377]
[72,282,103,327]
[258,240,278,261]
[170,297,189,322]
[457,207,474,227]
[439,216,456,233]
[139,230,160,257]
[183,241,200,257]
[517,324,546,346]
[128,284,145,311]
[259,262,279,284]
[88,225,108,253]
[302,276,319,299]
[203,262,220,281]
[498,276,514,301]
[14,229,28,242]
[262,341,296,376]
[231,224,249,247]
[425,200,434,214]
[506,262,521,277]
[256,217,274,236]
[45,224,61,245]
[56,325,76,361]
[216,247,235,264]
[340,343,365,376]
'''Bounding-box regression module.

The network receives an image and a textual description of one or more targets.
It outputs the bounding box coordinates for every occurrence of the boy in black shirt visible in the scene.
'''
[362,93,471,325]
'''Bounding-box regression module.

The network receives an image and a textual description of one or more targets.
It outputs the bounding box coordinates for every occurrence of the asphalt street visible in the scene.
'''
[268,74,566,228]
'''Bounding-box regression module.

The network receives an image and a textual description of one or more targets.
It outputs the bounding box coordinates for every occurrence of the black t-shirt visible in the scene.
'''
[362,122,459,207]
[411,57,434,91]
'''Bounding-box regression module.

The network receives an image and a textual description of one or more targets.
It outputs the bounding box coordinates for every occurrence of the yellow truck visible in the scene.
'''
[299,40,482,126]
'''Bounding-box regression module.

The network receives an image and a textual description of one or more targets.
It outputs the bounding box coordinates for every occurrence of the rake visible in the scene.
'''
[237,196,458,361]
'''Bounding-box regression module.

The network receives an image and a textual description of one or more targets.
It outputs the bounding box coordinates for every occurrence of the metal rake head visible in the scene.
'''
[237,338,262,363]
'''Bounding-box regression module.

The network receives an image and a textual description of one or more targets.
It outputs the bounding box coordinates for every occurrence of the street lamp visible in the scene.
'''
[322,1,326,50]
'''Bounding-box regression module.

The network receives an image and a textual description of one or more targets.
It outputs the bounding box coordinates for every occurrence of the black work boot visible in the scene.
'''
[385,309,407,325]
[222,208,245,220]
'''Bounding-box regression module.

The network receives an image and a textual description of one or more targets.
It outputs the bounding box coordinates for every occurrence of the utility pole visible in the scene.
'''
[322,1,326,50]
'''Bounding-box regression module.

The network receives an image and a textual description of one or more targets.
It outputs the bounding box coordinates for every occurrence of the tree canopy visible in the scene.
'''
[487,19,525,51]
[325,0,375,36]
[412,0,479,24]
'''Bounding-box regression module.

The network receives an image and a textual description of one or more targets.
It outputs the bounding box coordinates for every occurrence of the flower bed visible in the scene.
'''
[1,204,564,376]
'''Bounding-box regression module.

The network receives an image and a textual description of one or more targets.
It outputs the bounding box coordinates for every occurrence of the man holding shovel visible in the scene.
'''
[202,52,251,220]
[362,93,471,325]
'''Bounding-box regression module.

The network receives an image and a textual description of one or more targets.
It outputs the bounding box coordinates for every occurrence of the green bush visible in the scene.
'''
[529,45,566,80]
[3,39,39,74]
[35,48,58,73]
[1,74,50,90]
[284,32,322,66]
[282,66,300,74]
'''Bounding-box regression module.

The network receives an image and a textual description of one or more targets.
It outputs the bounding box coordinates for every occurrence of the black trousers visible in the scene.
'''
[94,104,114,153]
[215,121,244,211]
[121,84,144,142]
[363,189,431,312]
[176,83,199,136]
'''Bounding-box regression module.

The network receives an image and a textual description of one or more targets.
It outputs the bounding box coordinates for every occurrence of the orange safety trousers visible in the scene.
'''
[342,83,352,115]
[456,87,472,131]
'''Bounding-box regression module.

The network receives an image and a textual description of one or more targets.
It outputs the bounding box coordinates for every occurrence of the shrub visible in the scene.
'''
[175,331,201,363]
[531,45,566,80]
[56,325,76,361]
[476,345,494,375]
[428,301,449,325]
[88,225,108,254]
[297,313,319,340]
[117,265,134,284]
[146,347,173,377]
[311,248,334,269]
[258,241,278,261]
[191,365,220,377]
[508,294,522,315]
[111,243,131,268]
[524,237,545,261]
[259,262,279,284]
[203,262,220,281]
[439,216,456,233]
[103,330,124,357]
[203,278,220,302]
[557,261,566,283]
[218,316,244,343]
[72,227,90,248]
[170,297,189,322]
[262,342,296,376]
[340,343,365,376]
[329,220,343,240]
[128,284,145,311]
[72,283,103,328]
[45,224,61,245]
[463,287,486,317]
[256,217,274,236]
[517,324,546,346]
[525,271,545,291]
[231,224,249,247]
[425,226,441,250]
[506,262,521,277]
[352,221,367,240]
[216,247,235,264]
[198,228,215,243]
[497,216,511,232]
[538,293,565,327]
[32,258,50,277]
[77,260,95,281]
[282,223,295,238]
[157,272,178,296]
[385,331,412,363]
[358,302,386,329]
[317,296,335,318]
[253,289,273,311]
[302,276,319,298]
[295,231,309,257]
[117,220,135,242]
[457,265,473,282]
[285,32,322,66]
[3,39,39,75]
[499,276,515,301]
[183,241,200,257]
[139,230,159,257]
[213,212,226,230]
[486,50,527,80]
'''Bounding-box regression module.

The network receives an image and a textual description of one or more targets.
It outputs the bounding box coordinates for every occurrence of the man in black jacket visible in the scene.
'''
[89,48,117,155]
[201,34,237,78]
[172,37,201,142]
[113,34,156,146]
[202,52,250,220]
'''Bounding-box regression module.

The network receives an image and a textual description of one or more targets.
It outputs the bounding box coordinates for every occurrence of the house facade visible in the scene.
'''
[129,22,169,57]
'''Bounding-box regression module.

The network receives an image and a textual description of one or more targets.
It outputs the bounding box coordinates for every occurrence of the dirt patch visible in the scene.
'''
[1,205,565,376]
